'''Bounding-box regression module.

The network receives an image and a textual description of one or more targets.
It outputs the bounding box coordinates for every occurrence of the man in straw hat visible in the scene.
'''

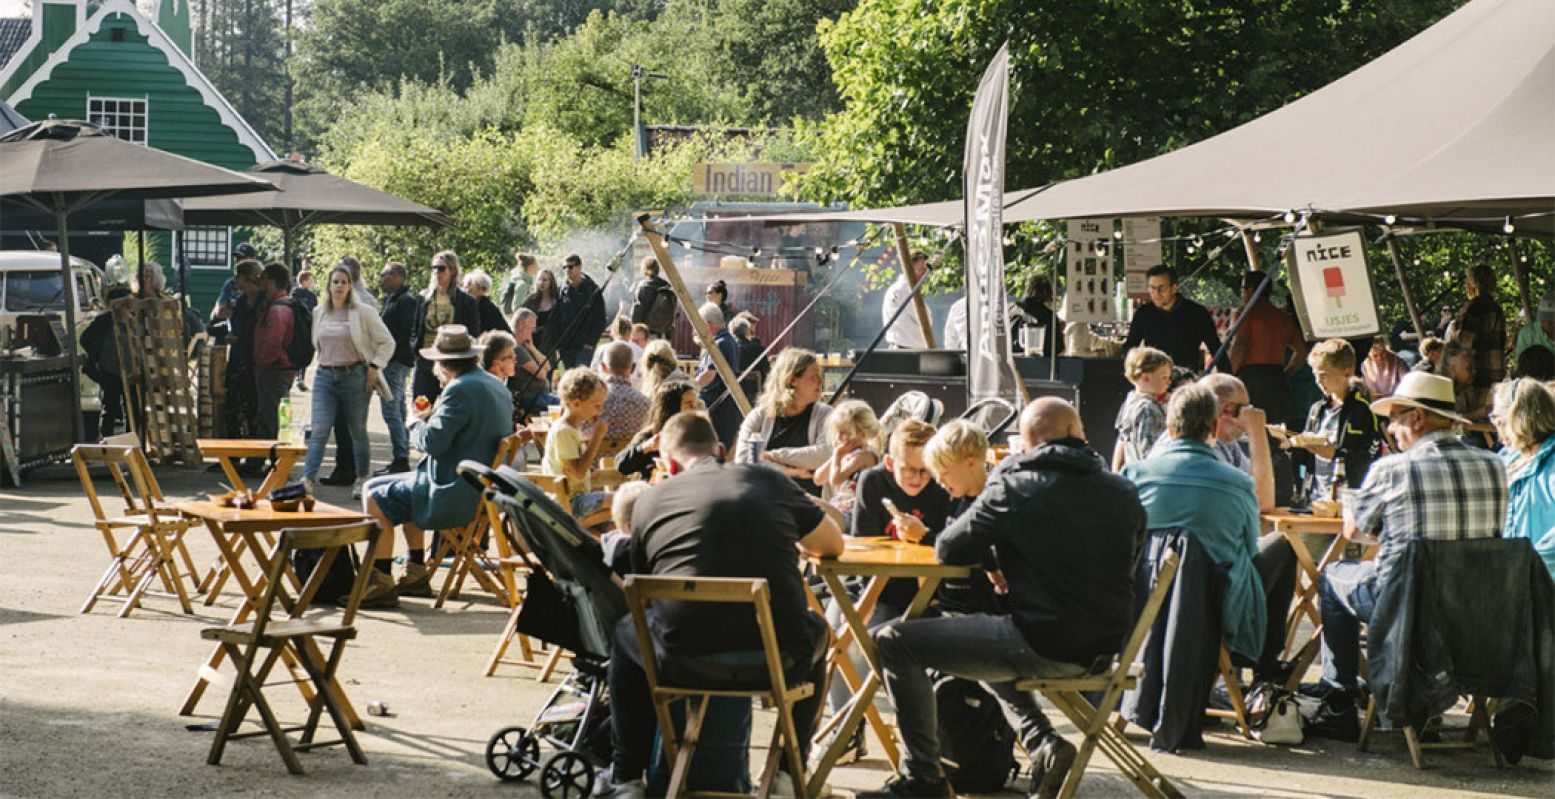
[1304,371,1506,741]
[358,325,513,608]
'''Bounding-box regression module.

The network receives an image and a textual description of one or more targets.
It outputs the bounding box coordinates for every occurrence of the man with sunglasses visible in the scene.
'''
[1304,371,1506,740]
[550,254,608,369]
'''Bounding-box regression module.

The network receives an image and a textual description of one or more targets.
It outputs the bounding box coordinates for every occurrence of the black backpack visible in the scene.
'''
[291,543,358,605]
[645,282,679,334]
[283,297,315,370]
[933,673,1019,792]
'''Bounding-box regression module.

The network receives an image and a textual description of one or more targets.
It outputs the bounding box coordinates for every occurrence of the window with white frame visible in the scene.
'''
[184,226,231,269]
[86,96,147,144]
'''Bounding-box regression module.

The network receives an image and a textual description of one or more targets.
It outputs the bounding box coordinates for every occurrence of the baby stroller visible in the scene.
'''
[460,461,629,799]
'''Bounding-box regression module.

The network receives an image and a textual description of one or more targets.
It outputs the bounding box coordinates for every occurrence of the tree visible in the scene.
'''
[194,0,289,147]
[704,0,855,124]
[795,0,1463,210]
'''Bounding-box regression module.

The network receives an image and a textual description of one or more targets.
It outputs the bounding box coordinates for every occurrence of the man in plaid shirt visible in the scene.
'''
[1307,372,1506,740]
[598,341,648,441]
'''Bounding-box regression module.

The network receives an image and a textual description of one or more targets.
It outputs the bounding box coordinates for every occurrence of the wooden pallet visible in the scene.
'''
[196,345,226,439]
[110,298,201,465]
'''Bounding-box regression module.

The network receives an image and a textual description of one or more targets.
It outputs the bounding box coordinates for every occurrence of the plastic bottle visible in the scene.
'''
[277,397,291,443]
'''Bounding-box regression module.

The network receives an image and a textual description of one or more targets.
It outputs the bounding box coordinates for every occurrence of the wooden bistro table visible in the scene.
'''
[805,538,972,796]
[176,499,371,729]
[194,439,309,601]
[196,438,308,499]
[1261,508,1346,686]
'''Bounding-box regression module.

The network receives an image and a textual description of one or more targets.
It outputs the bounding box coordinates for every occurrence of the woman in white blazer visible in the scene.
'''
[303,265,397,498]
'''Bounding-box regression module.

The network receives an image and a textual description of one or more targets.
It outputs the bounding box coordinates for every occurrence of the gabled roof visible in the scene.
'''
[0,18,29,70]
[0,98,27,133]
[0,0,274,163]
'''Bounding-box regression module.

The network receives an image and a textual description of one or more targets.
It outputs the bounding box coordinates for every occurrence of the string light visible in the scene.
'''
[1504,217,1516,234]
[1283,211,1297,224]
[1112,229,1123,239]
[1383,215,1396,225]
[1253,231,1262,243]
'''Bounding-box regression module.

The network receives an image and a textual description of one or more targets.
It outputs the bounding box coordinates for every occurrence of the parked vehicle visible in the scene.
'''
[0,250,107,416]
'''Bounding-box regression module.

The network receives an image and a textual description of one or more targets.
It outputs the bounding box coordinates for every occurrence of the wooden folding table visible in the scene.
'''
[176,500,371,729]
[194,439,309,601]
[1261,509,1346,686]
[805,538,971,796]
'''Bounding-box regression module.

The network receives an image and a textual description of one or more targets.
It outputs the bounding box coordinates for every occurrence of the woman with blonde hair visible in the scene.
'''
[302,265,397,498]
[1495,378,1555,578]
[412,250,481,402]
[814,399,882,518]
[639,339,687,400]
[735,347,833,494]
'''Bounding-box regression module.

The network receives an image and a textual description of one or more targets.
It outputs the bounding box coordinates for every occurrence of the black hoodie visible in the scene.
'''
[936,437,1148,665]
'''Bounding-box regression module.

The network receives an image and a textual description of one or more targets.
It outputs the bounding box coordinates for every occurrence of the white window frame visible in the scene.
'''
[85,94,149,144]
[183,226,233,271]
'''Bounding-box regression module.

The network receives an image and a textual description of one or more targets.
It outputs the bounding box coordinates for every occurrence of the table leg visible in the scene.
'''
[256,452,300,499]
[1279,527,1323,657]
[216,456,248,495]
[813,576,897,762]
[181,520,260,716]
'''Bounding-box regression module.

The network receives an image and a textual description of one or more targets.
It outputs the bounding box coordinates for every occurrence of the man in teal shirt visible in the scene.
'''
[1514,290,1555,361]
[1123,383,1266,661]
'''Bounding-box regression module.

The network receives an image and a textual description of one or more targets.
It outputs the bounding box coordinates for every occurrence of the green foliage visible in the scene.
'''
[703,0,855,123]
[797,0,1462,209]
[194,0,289,147]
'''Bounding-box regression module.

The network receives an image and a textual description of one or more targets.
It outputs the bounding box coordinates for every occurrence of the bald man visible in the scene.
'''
[865,399,1147,799]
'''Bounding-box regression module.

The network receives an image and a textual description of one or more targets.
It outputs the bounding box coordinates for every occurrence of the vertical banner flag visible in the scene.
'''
[1286,228,1381,339]
[965,43,1019,407]
[1064,219,1115,323]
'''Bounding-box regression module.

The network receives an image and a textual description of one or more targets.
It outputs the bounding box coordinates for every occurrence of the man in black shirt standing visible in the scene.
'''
[863,398,1147,799]
[551,254,608,368]
[628,256,676,338]
[375,263,418,475]
[1123,265,1223,373]
[596,411,844,798]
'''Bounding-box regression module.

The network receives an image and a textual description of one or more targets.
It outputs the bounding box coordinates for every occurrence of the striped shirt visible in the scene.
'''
[1350,429,1507,587]
[1115,390,1166,465]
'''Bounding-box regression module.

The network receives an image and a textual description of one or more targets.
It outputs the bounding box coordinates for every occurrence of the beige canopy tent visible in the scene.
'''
[741,0,1554,235]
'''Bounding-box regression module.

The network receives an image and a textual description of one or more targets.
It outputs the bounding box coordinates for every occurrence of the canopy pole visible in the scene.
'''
[136,232,146,292]
[55,209,86,443]
[1384,234,1427,342]
[892,223,937,348]
[1240,229,1262,272]
[1510,237,1533,323]
[284,226,296,277]
[637,215,750,415]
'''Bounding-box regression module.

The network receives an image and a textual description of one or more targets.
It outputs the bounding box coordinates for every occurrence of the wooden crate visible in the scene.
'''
[111,298,201,465]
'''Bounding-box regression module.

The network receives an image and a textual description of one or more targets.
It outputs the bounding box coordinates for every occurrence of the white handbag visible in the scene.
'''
[1254,690,1306,745]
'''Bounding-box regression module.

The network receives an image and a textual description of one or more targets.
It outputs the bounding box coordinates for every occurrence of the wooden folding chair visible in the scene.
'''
[73,439,200,617]
[1014,550,1183,799]
[481,502,561,680]
[426,434,524,608]
[1204,644,1253,739]
[1358,694,1503,769]
[203,522,381,774]
[523,471,613,530]
[625,576,816,798]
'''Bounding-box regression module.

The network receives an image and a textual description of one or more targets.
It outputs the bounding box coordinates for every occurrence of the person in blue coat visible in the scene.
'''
[1495,378,1555,579]
[360,325,514,608]
[1123,383,1267,663]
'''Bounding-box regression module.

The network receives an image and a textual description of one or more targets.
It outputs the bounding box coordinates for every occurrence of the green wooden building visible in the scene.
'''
[0,0,276,315]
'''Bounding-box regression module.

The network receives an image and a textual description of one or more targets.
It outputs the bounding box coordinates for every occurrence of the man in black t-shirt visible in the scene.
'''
[1122,265,1223,372]
[596,411,844,797]
[852,418,952,622]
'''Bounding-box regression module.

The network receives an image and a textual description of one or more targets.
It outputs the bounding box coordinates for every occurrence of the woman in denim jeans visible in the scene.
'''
[302,266,396,498]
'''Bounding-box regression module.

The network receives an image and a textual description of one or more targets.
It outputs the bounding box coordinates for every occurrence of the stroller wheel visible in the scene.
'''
[540,750,595,799]
[485,726,540,782]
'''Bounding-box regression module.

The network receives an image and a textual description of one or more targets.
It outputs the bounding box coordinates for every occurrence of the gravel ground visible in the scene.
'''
[1,391,1550,798]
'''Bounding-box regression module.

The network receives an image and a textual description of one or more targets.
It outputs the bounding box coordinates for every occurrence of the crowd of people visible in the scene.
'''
[190,243,1552,797]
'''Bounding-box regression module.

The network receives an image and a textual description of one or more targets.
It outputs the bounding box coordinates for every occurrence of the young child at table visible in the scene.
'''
[852,419,952,621]
[542,367,613,519]
[1284,338,1383,494]
[923,420,1005,615]
[1113,346,1174,470]
[812,399,882,528]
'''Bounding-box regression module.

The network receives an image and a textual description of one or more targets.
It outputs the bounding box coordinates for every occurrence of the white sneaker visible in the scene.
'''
[351,477,365,500]
[590,769,645,799]
[301,477,316,496]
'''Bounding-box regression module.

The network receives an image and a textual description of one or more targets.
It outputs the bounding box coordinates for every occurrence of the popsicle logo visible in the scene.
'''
[1323,266,1346,308]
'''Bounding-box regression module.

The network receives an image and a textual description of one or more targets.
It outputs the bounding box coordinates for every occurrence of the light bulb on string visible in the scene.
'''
[1283,211,1297,224]
[1253,231,1262,243]
[1383,215,1397,226]
[1504,217,1516,234]
[1193,235,1204,248]
[1113,229,1123,239]
[1186,244,1197,254]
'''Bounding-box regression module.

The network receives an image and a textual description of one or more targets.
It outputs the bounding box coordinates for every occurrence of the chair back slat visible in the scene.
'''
[623,576,786,690]
[253,523,379,635]
[1116,549,1182,670]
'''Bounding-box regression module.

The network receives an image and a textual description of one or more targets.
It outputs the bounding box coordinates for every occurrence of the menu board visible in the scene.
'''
[1064,218,1115,324]
[1121,217,1162,302]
